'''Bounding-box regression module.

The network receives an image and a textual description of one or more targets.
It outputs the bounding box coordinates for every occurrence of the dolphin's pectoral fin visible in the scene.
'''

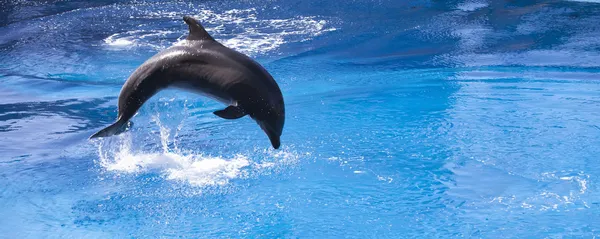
[213,105,246,119]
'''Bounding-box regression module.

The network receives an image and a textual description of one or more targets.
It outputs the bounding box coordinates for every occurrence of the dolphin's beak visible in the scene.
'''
[259,122,281,149]
[266,130,281,149]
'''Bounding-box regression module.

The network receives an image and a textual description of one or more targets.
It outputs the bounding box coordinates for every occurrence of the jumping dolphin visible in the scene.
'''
[90,16,285,149]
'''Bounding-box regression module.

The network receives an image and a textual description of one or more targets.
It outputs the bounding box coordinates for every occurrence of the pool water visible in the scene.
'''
[1,0,600,238]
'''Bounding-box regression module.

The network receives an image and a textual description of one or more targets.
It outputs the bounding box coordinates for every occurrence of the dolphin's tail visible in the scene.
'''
[89,119,133,139]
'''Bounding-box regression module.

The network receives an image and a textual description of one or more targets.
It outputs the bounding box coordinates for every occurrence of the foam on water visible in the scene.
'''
[457,1,488,11]
[488,171,591,211]
[104,30,179,49]
[104,8,335,56]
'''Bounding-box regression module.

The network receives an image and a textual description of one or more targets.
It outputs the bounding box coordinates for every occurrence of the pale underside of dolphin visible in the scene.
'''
[90,16,285,149]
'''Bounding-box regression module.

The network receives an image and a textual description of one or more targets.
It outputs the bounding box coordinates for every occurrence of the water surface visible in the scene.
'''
[1,0,600,238]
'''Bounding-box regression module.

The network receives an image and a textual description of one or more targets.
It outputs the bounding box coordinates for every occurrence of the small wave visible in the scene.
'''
[444,50,600,67]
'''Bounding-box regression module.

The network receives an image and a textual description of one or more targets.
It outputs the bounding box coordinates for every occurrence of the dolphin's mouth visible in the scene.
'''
[266,130,281,149]
[259,122,281,149]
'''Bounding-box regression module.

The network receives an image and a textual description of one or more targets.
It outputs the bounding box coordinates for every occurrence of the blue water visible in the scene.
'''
[2,0,600,237]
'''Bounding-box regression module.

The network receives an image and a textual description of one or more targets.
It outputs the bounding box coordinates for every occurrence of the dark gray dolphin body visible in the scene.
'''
[90,16,285,149]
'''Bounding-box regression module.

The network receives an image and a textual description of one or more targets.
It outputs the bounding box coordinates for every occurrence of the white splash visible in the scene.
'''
[457,1,488,11]
[104,8,336,56]
[104,30,178,49]
[107,38,133,46]
[98,140,251,186]
[96,112,299,187]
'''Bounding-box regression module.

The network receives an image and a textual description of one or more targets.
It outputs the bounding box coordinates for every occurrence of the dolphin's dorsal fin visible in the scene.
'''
[183,16,214,41]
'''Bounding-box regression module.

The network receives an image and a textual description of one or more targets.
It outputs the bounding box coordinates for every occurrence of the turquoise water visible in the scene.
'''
[1,0,600,238]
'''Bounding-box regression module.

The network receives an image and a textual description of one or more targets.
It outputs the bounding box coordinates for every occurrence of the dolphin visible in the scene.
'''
[90,16,285,149]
